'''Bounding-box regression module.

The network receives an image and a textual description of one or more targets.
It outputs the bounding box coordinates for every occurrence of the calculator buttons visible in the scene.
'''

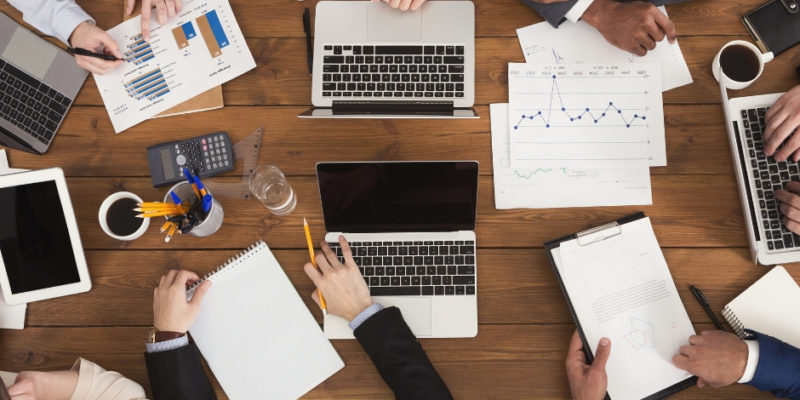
[176,154,187,166]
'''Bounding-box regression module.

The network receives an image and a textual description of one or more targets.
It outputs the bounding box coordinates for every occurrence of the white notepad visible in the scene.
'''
[722,265,800,349]
[187,241,344,400]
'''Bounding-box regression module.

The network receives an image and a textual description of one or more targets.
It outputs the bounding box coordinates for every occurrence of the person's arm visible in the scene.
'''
[564,329,611,400]
[747,331,800,399]
[69,358,147,400]
[144,269,216,400]
[304,235,453,400]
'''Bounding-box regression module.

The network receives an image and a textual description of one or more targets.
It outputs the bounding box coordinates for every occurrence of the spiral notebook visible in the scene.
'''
[722,266,800,349]
[186,241,344,400]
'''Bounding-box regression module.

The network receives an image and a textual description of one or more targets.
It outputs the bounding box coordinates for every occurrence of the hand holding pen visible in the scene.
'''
[68,21,125,74]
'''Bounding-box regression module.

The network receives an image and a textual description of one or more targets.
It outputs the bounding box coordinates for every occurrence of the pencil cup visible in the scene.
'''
[164,182,224,237]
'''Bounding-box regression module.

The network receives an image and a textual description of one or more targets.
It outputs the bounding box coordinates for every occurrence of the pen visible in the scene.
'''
[303,218,327,314]
[303,8,313,74]
[67,47,124,62]
[192,175,213,213]
[689,285,727,331]
[182,168,203,200]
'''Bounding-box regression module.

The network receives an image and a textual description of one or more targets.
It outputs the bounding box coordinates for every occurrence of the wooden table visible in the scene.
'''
[1,0,799,398]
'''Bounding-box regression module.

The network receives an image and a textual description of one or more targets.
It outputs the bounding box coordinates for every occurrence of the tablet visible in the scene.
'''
[0,168,91,305]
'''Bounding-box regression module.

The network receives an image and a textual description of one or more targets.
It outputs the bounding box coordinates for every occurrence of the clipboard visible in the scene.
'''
[544,212,697,400]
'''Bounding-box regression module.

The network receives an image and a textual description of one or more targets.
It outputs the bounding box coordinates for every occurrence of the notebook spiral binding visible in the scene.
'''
[721,306,747,339]
[187,241,266,294]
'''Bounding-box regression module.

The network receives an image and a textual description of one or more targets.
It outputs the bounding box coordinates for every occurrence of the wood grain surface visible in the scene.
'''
[1,0,799,399]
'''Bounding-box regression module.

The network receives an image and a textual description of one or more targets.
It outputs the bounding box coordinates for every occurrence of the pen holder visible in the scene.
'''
[164,182,224,238]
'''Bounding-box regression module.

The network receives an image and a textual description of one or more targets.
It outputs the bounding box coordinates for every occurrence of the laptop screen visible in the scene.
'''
[317,161,478,233]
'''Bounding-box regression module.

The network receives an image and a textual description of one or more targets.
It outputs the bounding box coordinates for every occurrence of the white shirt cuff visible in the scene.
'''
[54,7,94,46]
[737,339,760,383]
[348,303,384,331]
[144,335,190,353]
[564,0,595,23]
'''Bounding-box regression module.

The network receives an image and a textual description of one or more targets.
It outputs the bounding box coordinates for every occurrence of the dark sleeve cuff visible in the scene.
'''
[144,342,217,400]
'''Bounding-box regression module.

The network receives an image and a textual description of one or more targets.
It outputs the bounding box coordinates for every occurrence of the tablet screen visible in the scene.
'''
[0,180,80,294]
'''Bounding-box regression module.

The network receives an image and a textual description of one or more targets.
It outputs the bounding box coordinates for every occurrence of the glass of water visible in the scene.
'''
[249,165,297,216]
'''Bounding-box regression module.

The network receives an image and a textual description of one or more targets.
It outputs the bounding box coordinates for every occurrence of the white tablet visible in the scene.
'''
[0,168,91,305]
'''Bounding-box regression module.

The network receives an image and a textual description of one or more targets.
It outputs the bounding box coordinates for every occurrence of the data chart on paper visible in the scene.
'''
[507,63,665,168]
[94,0,255,133]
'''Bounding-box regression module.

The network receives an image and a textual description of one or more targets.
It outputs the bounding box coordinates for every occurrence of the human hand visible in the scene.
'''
[672,330,748,388]
[126,0,183,41]
[581,0,677,57]
[303,235,373,321]
[7,370,79,400]
[68,22,123,75]
[153,269,211,333]
[775,181,800,235]
[565,330,610,400]
[373,0,426,11]
[764,85,800,161]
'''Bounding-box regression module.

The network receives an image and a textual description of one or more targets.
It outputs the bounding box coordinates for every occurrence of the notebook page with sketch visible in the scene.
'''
[187,241,344,399]
[552,217,695,400]
[722,265,800,349]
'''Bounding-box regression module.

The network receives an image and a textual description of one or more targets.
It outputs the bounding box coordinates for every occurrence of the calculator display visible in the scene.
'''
[160,148,177,180]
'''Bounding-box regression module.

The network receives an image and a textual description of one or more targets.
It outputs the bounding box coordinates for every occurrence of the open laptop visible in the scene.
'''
[720,81,800,265]
[299,1,478,119]
[317,161,478,338]
[0,12,87,154]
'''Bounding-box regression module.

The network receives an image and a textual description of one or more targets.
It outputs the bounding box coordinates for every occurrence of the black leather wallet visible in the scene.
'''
[742,0,800,56]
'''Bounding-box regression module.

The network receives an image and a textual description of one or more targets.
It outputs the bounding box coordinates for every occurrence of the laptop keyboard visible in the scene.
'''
[328,240,476,296]
[320,44,466,99]
[0,59,70,145]
[742,107,800,251]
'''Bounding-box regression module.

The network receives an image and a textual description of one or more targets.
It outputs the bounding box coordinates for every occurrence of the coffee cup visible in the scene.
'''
[712,40,773,90]
[98,191,149,241]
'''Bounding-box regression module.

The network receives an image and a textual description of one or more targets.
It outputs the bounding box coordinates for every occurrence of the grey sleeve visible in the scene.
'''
[519,0,579,27]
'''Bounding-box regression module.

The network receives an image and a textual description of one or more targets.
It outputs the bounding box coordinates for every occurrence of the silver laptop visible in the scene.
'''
[721,82,800,265]
[0,12,87,154]
[318,161,478,338]
[299,1,478,119]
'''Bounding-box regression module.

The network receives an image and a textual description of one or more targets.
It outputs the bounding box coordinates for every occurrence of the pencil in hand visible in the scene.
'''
[303,218,327,313]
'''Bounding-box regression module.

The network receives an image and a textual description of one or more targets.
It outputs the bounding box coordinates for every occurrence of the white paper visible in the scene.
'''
[516,7,692,92]
[556,218,695,400]
[490,104,651,209]
[0,371,17,387]
[508,63,665,167]
[94,0,256,133]
[189,242,344,400]
[0,151,27,330]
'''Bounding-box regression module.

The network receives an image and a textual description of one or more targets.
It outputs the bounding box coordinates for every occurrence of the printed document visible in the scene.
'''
[516,7,692,92]
[94,0,256,133]
[555,218,695,400]
[490,104,651,209]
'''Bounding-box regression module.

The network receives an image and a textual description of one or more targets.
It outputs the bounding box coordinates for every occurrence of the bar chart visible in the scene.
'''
[196,10,229,58]
[124,34,154,65]
[124,68,170,101]
[171,22,197,49]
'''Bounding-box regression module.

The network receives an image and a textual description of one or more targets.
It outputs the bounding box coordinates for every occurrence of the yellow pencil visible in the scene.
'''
[136,211,180,218]
[160,221,172,233]
[165,223,178,243]
[303,218,327,313]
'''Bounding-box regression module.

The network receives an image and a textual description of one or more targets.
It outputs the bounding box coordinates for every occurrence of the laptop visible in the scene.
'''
[0,12,87,154]
[720,81,800,265]
[299,1,478,119]
[317,161,478,338]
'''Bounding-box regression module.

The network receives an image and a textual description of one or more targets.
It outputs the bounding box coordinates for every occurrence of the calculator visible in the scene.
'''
[147,131,234,187]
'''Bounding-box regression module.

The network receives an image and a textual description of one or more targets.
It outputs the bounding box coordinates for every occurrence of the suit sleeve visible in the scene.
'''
[143,343,217,400]
[748,331,800,400]
[519,0,579,27]
[354,307,453,400]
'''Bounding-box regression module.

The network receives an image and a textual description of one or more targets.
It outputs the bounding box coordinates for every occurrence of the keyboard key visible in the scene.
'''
[435,286,444,295]
[422,286,433,295]
[422,276,431,285]
[376,46,423,54]
[458,265,475,275]
[443,56,464,64]
[380,277,390,286]
[391,277,400,286]
[324,56,344,63]
[412,276,421,285]
[456,286,465,295]
[454,276,475,285]
[373,286,421,296]
[445,286,455,295]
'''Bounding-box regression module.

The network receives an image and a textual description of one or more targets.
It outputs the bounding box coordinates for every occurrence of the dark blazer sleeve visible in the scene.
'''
[520,0,686,28]
[144,343,217,400]
[354,307,453,400]
[747,331,800,400]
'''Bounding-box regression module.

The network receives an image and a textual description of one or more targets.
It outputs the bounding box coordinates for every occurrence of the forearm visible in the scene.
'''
[70,358,146,400]
[6,0,93,44]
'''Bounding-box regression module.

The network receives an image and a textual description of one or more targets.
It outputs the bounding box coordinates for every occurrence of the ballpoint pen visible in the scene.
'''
[690,285,727,331]
[303,8,313,74]
[67,47,125,61]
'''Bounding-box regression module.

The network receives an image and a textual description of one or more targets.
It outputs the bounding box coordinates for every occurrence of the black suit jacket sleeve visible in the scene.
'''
[144,343,217,400]
[354,307,453,400]
[521,0,684,28]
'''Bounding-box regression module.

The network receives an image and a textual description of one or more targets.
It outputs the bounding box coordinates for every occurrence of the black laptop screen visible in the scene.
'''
[317,162,478,232]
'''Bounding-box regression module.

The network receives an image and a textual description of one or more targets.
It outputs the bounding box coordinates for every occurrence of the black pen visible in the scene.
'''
[67,47,124,62]
[689,285,727,331]
[303,8,313,74]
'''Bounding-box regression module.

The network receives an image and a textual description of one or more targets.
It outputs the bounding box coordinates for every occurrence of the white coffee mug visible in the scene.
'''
[98,191,150,241]
[712,40,774,90]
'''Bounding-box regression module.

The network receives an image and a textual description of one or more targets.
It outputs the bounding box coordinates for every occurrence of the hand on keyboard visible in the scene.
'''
[303,235,373,321]
[376,0,426,11]
[764,85,800,162]
[776,181,800,235]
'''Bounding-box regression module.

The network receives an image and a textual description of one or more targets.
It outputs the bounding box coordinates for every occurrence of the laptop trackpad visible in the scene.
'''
[367,3,422,42]
[374,297,432,336]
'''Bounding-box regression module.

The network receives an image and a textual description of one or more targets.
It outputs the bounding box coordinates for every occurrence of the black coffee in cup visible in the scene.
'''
[720,44,761,83]
[106,197,142,237]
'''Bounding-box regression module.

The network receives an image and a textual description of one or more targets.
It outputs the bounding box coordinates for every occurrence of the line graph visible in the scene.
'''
[507,62,665,167]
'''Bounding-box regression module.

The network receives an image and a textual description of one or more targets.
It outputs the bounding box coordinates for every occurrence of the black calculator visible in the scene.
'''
[147,131,234,187]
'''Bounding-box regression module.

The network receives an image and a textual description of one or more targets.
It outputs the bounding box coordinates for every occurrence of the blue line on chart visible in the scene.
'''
[513,75,646,130]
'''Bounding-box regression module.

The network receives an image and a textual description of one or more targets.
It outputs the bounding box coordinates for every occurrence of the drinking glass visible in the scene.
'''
[249,165,297,216]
